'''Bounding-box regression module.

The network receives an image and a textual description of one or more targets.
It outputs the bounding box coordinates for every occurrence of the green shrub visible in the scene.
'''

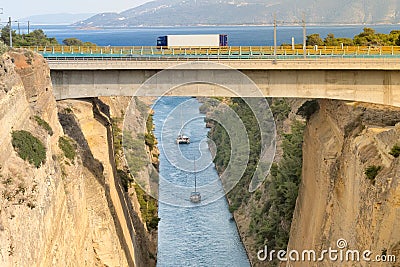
[271,99,291,121]
[11,130,46,168]
[389,145,400,158]
[117,169,133,192]
[58,136,76,161]
[365,165,382,183]
[34,116,53,136]
[134,183,159,231]
[123,132,147,176]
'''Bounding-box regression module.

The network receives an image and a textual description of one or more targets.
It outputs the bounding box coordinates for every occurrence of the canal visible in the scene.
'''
[153,97,250,267]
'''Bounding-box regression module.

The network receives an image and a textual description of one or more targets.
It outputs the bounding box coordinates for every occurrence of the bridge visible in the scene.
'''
[27,46,400,107]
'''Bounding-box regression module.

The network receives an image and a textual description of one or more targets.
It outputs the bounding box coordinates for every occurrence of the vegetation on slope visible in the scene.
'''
[249,120,305,253]
[34,116,53,136]
[11,130,46,168]
[208,98,261,212]
[110,98,159,231]
[207,98,305,265]
[58,136,76,161]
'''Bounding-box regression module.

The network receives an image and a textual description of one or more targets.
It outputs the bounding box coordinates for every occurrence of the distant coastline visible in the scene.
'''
[69,23,400,28]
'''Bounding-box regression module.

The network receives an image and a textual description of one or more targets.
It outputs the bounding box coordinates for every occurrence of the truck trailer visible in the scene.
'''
[156,34,228,47]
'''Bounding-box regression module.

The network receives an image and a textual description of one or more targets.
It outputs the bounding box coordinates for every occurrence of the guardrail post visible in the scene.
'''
[100,48,103,54]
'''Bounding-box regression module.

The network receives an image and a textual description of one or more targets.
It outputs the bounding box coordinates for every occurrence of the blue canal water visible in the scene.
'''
[152,97,250,267]
[24,24,400,46]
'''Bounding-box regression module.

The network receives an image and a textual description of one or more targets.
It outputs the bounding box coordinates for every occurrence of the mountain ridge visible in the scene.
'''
[75,0,400,27]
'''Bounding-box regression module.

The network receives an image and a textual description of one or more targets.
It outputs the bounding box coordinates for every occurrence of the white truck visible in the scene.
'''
[156,34,228,47]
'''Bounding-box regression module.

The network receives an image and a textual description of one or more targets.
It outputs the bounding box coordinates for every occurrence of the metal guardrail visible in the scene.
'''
[21,45,400,60]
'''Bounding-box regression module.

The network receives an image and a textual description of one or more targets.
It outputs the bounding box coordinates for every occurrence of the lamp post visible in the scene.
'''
[8,17,19,47]
[302,14,306,59]
[8,17,12,47]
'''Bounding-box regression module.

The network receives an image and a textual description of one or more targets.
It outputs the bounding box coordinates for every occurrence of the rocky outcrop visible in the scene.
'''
[288,99,400,266]
[0,50,155,266]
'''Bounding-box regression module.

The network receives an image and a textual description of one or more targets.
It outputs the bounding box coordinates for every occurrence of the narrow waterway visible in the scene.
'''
[153,97,250,267]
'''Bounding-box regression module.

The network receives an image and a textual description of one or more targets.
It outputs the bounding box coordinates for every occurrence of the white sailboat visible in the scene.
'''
[190,158,201,203]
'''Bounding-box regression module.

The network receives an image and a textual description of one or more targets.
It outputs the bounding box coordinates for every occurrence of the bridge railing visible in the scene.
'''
[20,45,400,59]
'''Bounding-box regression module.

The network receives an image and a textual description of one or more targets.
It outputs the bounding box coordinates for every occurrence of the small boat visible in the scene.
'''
[176,134,190,144]
[190,191,201,203]
[190,159,201,203]
[176,103,190,144]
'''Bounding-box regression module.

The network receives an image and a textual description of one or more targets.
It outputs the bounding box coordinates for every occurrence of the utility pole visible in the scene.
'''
[28,21,30,34]
[302,14,306,59]
[17,21,20,35]
[273,13,277,62]
[8,17,12,47]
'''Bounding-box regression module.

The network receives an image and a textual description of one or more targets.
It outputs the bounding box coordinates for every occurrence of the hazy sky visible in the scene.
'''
[1,0,153,20]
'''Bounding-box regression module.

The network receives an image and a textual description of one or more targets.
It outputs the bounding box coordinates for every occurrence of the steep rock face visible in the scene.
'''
[288,99,400,266]
[0,51,107,266]
[0,51,155,266]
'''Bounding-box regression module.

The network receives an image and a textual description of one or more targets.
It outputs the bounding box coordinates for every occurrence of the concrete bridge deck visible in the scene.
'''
[46,57,400,70]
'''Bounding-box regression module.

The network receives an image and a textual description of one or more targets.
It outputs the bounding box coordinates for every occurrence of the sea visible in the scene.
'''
[22,24,400,46]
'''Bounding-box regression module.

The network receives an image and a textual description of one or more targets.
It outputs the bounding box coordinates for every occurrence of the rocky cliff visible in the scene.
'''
[207,97,400,267]
[288,99,400,266]
[0,50,156,266]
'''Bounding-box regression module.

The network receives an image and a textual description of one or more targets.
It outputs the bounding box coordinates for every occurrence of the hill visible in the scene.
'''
[20,13,95,25]
[75,0,400,27]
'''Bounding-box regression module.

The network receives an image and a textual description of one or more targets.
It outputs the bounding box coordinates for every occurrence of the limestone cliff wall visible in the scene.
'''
[0,50,155,266]
[288,99,400,266]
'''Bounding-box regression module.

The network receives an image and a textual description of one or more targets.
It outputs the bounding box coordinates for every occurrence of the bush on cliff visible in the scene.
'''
[34,116,53,136]
[389,144,400,158]
[11,130,46,168]
[365,165,382,184]
[58,136,76,161]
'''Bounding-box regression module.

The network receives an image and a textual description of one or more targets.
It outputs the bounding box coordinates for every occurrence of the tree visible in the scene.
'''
[63,38,84,46]
[0,25,17,46]
[1,26,59,46]
[336,37,354,46]
[353,27,382,45]
[324,33,339,46]
[306,33,324,46]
